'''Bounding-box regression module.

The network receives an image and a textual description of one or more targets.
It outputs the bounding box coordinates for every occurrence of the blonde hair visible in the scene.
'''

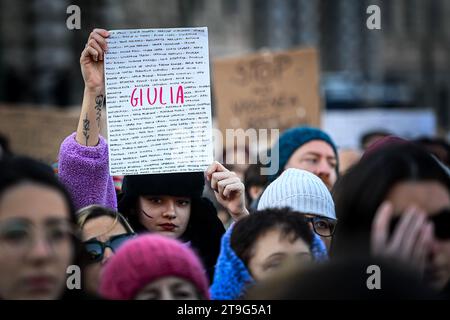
[77,205,134,238]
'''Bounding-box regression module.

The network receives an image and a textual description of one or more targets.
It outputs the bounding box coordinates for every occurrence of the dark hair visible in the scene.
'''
[117,172,225,281]
[360,130,391,149]
[0,155,89,298]
[332,143,450,255]
[122,197,224,281]
[0,155,77,221]
[0,133,11,159]
[117,172,206,229]
[230,207,314,267]
[243,163,268,205]
[414,136,450,167]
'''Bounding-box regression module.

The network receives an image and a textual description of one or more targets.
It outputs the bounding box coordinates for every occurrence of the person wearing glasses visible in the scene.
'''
[257,168,337,251]
[77,205,136,296]
[210,207,328,300]
[0,156,87,300]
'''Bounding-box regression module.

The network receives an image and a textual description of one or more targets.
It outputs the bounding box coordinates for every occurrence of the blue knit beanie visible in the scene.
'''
[269,126,339,181]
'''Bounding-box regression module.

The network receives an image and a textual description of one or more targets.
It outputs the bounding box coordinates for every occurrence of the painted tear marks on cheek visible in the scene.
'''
[141,210,154,219]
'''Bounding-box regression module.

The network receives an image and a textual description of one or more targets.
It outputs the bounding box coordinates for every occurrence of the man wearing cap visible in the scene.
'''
[270,126,339,190]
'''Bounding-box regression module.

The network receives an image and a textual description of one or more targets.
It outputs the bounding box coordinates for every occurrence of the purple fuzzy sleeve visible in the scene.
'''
[58,132,117,212]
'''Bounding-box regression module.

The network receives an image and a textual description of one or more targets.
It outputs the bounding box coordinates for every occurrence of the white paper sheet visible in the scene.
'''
[322,109,436,150]
[104,27,213,175]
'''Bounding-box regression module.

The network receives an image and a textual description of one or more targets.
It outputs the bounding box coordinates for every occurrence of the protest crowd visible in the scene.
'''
[0,27,450,301]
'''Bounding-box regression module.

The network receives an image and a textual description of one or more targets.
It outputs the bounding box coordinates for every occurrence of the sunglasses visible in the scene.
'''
[389,208,450,240]
[84,233,136,262]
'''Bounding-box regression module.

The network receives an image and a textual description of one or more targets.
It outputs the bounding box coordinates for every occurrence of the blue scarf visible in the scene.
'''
[210,226,328,300]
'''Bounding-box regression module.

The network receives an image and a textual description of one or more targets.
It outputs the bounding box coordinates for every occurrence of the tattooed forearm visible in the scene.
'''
[82,113,90,146]
[94,94,104,128]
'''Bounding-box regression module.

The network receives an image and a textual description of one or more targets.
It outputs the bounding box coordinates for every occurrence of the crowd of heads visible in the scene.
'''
[1,28,450,300]
[1,124,449,300]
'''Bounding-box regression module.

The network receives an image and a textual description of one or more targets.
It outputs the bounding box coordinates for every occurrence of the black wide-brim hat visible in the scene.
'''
[117,171,206,214]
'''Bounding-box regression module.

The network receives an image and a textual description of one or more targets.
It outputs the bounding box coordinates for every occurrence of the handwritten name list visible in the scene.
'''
[104,28,213,175]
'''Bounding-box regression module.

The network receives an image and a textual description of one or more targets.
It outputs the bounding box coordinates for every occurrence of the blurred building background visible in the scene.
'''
[0,0,449,133]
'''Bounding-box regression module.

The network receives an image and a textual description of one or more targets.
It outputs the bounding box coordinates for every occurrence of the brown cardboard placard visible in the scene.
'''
[0,105,107,164]
[213,48,321,138]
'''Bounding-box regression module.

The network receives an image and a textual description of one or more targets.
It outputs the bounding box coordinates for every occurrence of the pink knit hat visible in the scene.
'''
[99,234,210,300]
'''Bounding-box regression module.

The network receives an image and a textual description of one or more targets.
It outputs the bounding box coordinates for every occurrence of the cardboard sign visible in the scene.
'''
[0,105,82,164]
[213,48,321,135]
[104,28,213,176]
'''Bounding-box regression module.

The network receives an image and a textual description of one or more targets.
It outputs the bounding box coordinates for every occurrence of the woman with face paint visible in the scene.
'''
[116,168,236,279]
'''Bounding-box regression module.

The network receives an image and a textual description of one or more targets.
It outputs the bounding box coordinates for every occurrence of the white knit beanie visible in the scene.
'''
[257,168,336,220]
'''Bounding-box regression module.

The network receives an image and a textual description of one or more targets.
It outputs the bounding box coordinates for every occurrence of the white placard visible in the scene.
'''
[322,109,437,150]
[104,27,213,175]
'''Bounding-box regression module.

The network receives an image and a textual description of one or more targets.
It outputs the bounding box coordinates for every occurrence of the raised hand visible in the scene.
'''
[80,29,109,92]
[76,28,109,146]
[206,161,249,222]
[371,201,433,274]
